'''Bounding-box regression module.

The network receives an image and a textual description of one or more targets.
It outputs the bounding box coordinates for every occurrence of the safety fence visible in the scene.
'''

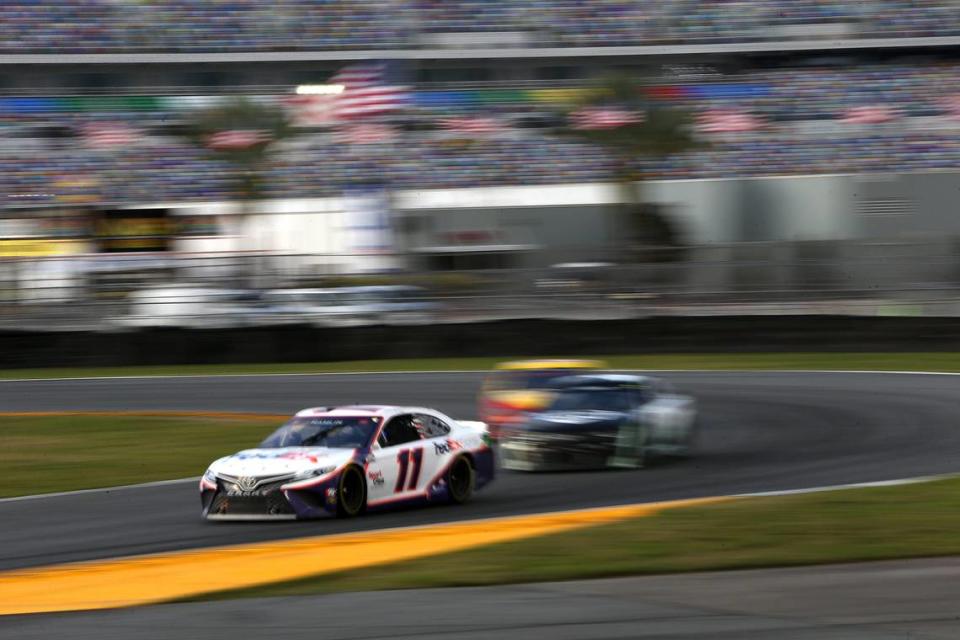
[1,239,960,332]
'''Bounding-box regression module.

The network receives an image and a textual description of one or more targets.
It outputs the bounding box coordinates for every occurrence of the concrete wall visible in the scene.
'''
[645,174,857,244]
[152,171,960,272]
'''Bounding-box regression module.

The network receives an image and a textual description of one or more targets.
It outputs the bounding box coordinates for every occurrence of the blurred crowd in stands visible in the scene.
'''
[3,60,960,205]
[1,0,960,53]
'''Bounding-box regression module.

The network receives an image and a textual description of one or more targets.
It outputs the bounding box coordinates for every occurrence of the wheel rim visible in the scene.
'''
[449,458,471,498]
[341,468,364,514]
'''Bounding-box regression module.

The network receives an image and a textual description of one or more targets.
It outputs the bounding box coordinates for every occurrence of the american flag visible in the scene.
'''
[438,117,503,135]
[330,64,408,120]
[81,123,142,148]
[206,130,271,150]
[841,106,901,124]
[696,110,762,133]
[331,123,398,145]
[569,107,643,130]
[284,95,337,127]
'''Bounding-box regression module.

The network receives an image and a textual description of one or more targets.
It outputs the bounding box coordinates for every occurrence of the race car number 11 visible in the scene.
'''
[395,448,423,492]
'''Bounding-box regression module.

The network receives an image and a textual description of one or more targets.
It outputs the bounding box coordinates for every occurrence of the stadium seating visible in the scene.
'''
[0,60,959,203]
[1,1,960,53]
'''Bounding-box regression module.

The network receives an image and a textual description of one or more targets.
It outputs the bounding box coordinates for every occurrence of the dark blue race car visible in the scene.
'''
[498,374,697,471]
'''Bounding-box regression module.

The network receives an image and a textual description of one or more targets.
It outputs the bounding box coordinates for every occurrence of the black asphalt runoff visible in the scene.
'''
[3,371,960,571]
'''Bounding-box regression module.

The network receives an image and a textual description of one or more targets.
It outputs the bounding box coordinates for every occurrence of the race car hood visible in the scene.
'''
[485,390,556,411]
[209,447,356,478]
[523,410,627,433]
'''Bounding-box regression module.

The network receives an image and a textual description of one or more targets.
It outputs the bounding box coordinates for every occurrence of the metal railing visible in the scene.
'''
[2,239,960,331]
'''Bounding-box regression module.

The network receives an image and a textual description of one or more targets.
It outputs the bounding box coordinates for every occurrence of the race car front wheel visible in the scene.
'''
[336,465,366,517]
[447,456,475,505]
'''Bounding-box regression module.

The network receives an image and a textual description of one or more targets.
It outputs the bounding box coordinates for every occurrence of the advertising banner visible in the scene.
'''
[94,209,173,253]
[340,187,397,273]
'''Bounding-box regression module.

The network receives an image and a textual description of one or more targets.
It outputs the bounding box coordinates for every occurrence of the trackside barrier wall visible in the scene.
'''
[4,315,960,368]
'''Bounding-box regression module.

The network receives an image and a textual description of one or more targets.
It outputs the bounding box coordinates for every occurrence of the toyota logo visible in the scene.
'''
[237,476,258,492]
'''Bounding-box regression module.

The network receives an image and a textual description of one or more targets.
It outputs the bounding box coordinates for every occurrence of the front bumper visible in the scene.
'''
[201,474,341,520]
[500,435,617,471]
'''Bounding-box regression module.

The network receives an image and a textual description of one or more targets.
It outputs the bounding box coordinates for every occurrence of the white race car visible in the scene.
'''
[201,405,495,520]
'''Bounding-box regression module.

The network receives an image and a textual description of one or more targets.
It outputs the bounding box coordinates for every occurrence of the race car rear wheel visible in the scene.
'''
[609,422,649,469]
[447,456,475,505]
[336,465,366,517]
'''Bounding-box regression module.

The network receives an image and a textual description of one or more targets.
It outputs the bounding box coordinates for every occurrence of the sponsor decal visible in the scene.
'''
[233,450,328,462]
[325,487,338,505]
[434,439,463,456]
[278,452,321,463]
[225,476,274,496]
[368,470,385,487]
[234,452,283,460]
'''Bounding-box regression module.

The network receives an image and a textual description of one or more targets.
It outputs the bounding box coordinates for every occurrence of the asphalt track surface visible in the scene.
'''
[4,370,960,573]
[6,558,960,639]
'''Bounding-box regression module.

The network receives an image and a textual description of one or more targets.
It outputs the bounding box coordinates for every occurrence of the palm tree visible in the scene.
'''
[560,74,702,257]
[182,97,294,285]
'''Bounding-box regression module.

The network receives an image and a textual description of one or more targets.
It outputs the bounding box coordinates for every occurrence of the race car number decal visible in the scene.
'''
[395,448,423,492]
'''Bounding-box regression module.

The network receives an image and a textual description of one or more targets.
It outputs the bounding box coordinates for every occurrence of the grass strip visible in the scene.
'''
[4,352,960,379]
[0,415,278,497]
[196,476,960,600]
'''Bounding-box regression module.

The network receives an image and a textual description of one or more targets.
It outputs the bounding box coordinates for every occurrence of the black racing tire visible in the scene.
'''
[635,423,650,467]
[446,456,475,505]
[336,465,367,518]
[608,422,649,470]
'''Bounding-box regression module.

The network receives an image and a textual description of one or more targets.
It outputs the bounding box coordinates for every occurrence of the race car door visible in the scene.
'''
[413,413,453,490]
[366,414,428,505]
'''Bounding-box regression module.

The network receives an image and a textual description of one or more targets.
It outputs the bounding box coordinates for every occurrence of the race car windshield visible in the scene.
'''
[548,389,633,412]
[259,417,379,449]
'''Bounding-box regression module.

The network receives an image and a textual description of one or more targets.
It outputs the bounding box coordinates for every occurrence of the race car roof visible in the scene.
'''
[552,374,649,389]
[295,405,397,418]
[294,405,440,419]
[495,359,606,371]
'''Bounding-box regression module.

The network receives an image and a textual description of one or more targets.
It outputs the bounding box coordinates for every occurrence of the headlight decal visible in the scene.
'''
[200,469,218,491]
[281,465,342,490]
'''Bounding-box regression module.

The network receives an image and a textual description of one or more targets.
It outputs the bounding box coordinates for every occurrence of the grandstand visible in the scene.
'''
[1,57,960,205]
[0,2,959,258]
[0,1,959,53]
[0,1,958,332]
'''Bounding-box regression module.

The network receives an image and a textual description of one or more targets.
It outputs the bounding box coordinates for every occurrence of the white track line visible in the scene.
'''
[1,368,960,382]
[736,473,960,498]
[0,477,198,503]
[0,371,489,382]
[5,472,959,506]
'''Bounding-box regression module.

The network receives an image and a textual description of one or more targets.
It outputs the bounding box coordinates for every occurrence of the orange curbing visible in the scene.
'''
[0,496,728,615]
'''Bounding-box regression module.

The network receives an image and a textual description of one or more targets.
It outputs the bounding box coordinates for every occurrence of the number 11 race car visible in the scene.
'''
[200,405,495,520]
